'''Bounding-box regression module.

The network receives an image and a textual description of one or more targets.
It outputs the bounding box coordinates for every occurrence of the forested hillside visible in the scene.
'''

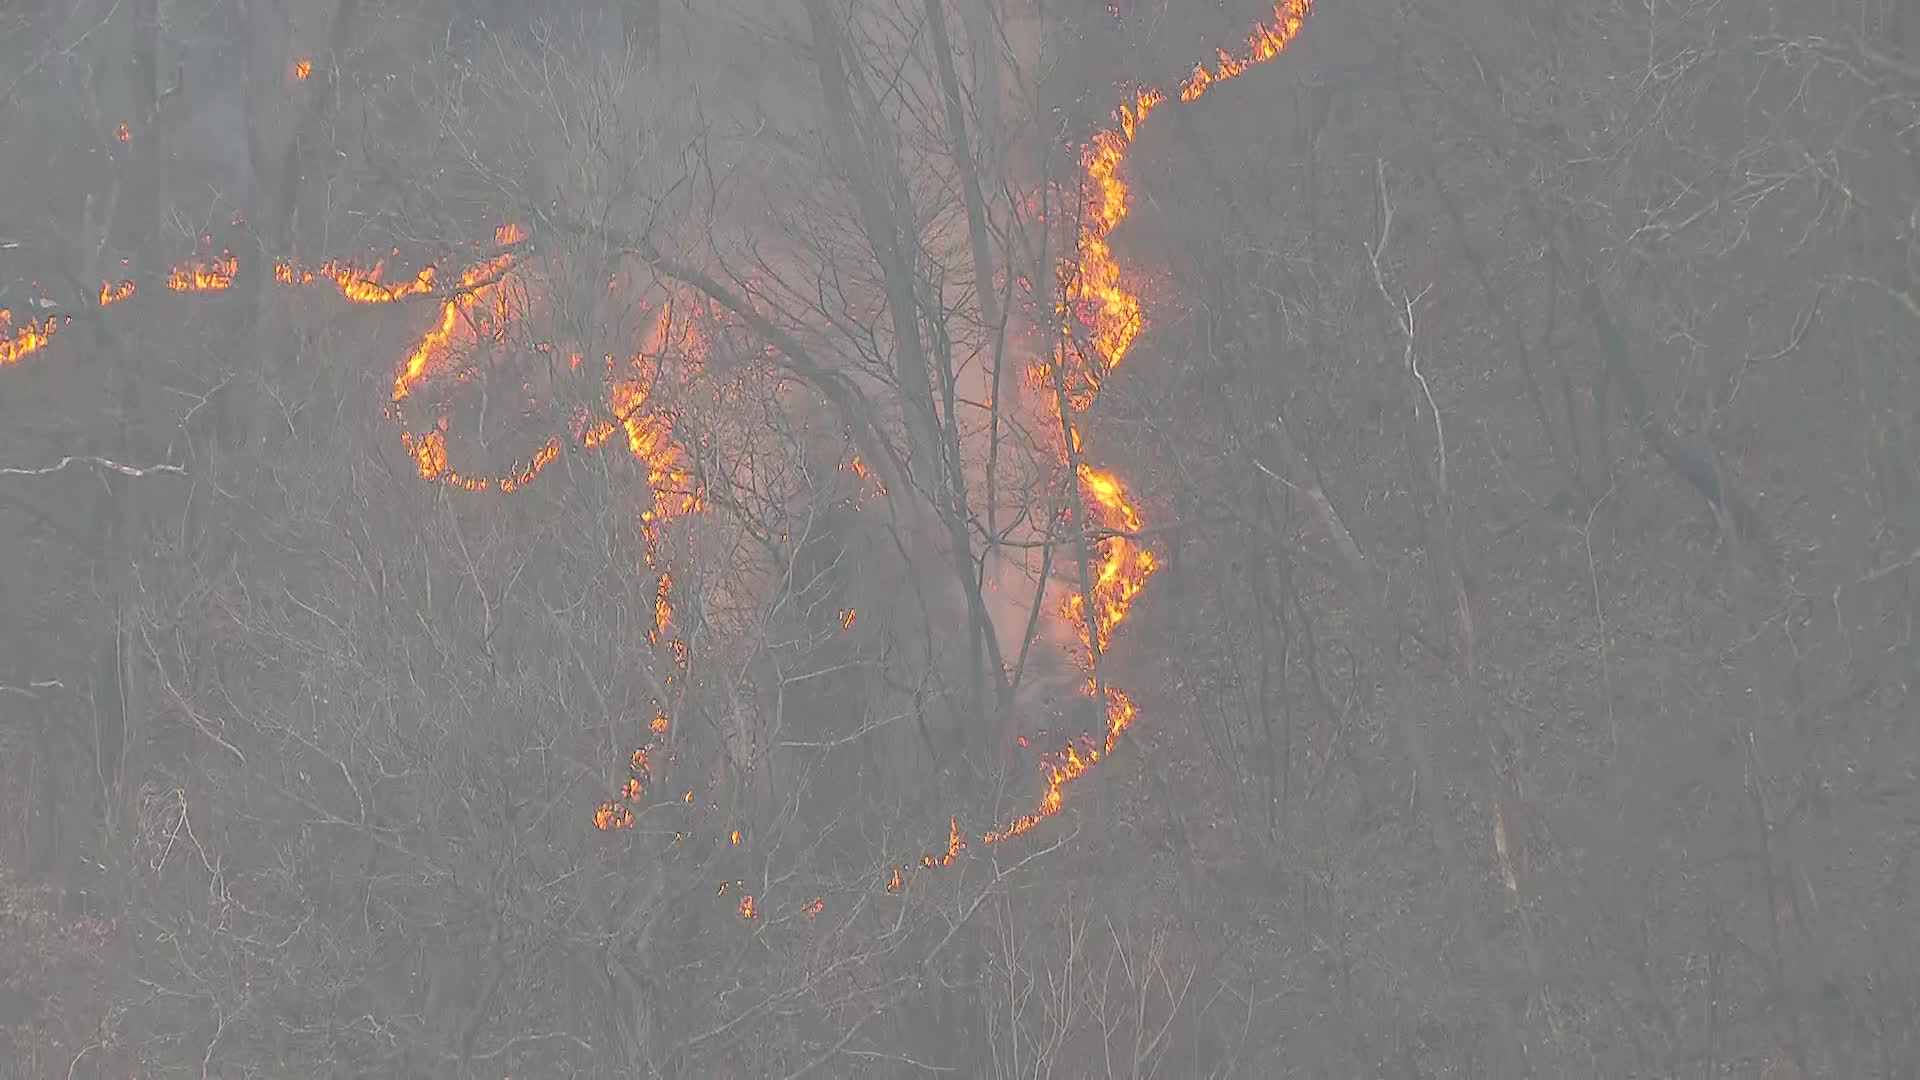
[3,0,1916,1075]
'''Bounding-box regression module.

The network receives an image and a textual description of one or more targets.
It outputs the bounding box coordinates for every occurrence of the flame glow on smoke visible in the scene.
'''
[3,0,1311,919]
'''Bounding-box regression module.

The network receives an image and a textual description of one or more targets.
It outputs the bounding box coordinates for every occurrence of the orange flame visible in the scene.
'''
[0,1,1313,914]
[1042,1,1312,411]
[593,801,634,831]
[984,688,1136,844]
[846,454,886,496]
[1,314,66,367]
[391,248,515,402]
[166,253,237,292]
[1056,85,1163,394]
[381,232,706,511]
[1179,0,1311,102]
[921,817,964,868]
[278,258,438,303]
[1065,465,1158,653]
[293,58,313,81]
[584,0,1309,876]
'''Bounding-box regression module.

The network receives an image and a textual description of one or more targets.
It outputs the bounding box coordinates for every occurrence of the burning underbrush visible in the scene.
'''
[1,0,1316,943]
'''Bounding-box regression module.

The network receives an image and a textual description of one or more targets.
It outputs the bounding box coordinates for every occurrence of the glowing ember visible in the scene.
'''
[655,573,674,635]
[984,688,1137,844]
[593,801,634,831]
[401,426,450,482]
[293,58,313,81]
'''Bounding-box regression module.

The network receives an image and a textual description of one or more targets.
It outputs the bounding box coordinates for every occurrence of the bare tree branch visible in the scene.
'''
[0,455,184,479]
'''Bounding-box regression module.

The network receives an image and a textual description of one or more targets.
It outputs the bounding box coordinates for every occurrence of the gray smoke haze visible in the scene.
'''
[3,0,1917,1077]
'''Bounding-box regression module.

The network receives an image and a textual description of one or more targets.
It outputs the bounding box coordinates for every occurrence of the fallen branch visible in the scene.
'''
[1,679,65,699]
[0,455,184,479]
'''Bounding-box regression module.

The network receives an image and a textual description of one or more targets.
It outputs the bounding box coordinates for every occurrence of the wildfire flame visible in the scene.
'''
[1179,0,1311,102]
[592,710,677,832]
[1,312,67,367]
[390,246,517,403]
[3,0,1314,924]
[593,801,634,831]
[278,258,437,303]
[984,0,1310,846]
[166,252,237,292]
[920,817,964,868]
[381,226,700,510]
[1065,464,1157,654]
[1042,0,1312,409]
[984,688,1136,845]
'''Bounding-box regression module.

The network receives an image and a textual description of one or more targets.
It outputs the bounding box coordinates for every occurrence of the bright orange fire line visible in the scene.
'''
[981,0,1310,846]
[3,0,1314,918]
[166,253,237,292]
[1051,0,1312,404]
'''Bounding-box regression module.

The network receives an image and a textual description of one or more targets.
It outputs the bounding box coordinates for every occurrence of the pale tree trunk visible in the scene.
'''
[1254,370,1533,1079]
[1368,157,1556,1065]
